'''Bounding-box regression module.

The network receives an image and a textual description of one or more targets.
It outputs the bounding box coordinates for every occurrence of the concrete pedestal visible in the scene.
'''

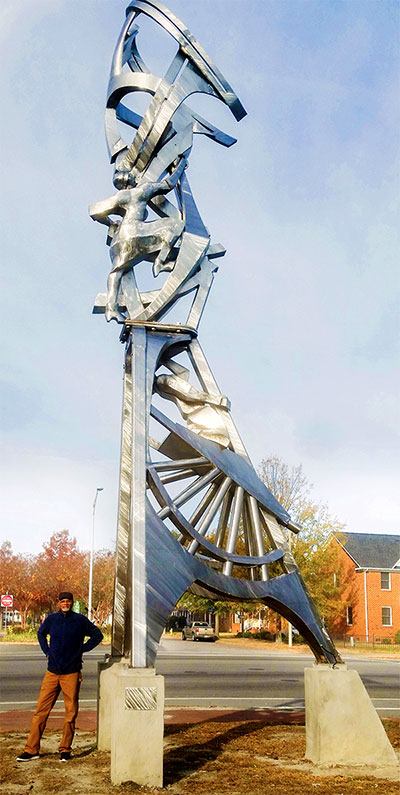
[305,665,398,767]
[110,665,165,787]
[97,656,123,751]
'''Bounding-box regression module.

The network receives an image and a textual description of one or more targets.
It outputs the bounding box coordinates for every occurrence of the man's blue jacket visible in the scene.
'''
[37,610,103,674]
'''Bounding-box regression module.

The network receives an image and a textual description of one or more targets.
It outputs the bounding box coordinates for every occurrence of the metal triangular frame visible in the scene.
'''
[111,322,340,666]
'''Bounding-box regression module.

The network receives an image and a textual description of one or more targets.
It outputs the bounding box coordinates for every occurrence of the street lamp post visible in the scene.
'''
[88,487,103,622]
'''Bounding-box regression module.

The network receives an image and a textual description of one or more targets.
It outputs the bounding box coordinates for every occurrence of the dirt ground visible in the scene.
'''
[2,720,399,795]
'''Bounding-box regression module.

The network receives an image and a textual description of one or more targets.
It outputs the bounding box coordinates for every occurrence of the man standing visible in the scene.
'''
[17,592,103,762]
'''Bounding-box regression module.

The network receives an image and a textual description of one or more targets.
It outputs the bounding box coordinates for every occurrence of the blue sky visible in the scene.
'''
[1,0,399,555]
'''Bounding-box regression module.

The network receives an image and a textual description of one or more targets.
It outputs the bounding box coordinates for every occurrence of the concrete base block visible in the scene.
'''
[110,666,164,787]
[305,665,398,766]
[97,656,123,751]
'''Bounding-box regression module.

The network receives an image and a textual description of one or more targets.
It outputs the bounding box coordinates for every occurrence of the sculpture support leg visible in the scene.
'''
[130,327,148,668]
[305,665,398,767]
[110,666,164,787]
[97,658,123,751]
[112,350,132,658]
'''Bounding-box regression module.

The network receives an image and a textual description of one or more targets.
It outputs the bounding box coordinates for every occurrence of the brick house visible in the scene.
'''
[330,532,400,642]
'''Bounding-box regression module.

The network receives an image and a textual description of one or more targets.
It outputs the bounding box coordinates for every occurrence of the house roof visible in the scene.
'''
[335,532,400,569]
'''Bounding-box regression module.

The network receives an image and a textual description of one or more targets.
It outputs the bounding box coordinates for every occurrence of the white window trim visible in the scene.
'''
[382,606,392,627]
[346,606,353,626]
[381,572,391,591]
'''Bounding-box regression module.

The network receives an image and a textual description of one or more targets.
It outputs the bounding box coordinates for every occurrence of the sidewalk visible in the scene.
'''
[0,706,306,732]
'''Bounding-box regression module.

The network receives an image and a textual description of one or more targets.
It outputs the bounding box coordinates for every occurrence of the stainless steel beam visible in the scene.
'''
[112,345,132,657]
[222,485,243,576]
[248,495,268,581]
[188,475,231,554]
[130,327,148,668]
[214,487,234,549]
[158,466,219,519]
[159,468,200,484]
[153,457,210,471]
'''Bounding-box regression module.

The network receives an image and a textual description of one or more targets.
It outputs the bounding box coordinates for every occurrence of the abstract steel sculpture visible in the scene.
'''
[91,0,341,670]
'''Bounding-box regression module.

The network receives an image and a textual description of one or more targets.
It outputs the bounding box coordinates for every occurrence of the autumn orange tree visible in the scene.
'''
[0,532,117,628]
[0,541,37,628]
[0,541,15,595]
[91,549,115,626]
[33,530,88,612]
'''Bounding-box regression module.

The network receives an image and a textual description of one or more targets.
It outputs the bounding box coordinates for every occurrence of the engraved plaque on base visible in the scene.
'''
[125,686,157,710]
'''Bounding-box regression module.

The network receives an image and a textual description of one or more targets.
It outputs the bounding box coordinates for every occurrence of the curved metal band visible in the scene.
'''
[125,0,246,120]
[147,467,283,568]
[150,404,291,526]
[107,73,161,108]
[106,73,161,160]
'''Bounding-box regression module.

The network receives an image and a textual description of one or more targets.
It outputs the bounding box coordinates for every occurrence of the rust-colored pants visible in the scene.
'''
[25,670,82,753]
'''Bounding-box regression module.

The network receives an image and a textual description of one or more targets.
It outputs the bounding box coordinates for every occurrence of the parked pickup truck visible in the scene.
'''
[182,621,218,642]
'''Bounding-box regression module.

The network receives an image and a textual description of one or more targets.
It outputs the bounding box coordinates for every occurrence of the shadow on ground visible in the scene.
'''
[164,721,267,785]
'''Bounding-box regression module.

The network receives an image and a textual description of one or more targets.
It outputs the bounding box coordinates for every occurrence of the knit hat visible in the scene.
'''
[58,591,73,602]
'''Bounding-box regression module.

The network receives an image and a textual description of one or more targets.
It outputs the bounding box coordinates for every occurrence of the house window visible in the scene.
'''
[381,572,391,590]
[382,607,392,626]
[346,606,353,626]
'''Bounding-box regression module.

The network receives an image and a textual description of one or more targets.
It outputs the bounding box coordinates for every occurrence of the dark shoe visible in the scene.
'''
[17,751,39,762]
[59,752,71,762]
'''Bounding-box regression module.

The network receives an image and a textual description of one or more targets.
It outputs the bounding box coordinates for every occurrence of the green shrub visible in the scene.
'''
[280,631,304,644]
[7,625,32,635]
[165,615,187,632]
[1,626,38,642]
[394,629,400,645]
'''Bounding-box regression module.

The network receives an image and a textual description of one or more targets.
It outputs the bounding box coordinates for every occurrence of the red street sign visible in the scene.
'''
[1,594,13,608]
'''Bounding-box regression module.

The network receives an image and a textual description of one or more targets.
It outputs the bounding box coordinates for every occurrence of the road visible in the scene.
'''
[0,639,399,717]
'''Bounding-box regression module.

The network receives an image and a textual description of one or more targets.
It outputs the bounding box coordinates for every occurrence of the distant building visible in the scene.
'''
[1,609,22,627]
[330,532,400,642]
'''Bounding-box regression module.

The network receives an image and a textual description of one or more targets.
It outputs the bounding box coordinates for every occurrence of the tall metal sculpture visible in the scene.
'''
[91,0,341,670]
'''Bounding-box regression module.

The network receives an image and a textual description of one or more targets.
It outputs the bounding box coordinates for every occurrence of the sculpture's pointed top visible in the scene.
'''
[125,0,247,121]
